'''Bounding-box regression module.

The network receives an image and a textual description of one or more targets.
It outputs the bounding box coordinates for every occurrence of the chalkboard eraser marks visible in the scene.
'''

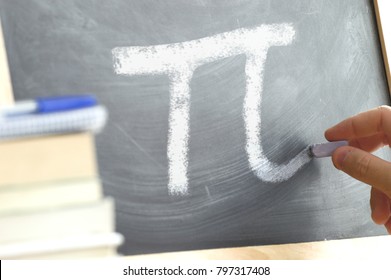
[309,141,349,158]
[375,0,391,95]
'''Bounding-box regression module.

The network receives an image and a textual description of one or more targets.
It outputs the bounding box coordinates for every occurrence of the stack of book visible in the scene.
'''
[0,95,123,259]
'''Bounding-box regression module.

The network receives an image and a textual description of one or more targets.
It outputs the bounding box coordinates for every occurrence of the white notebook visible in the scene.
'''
[375,0,391,94]
[0,105,107,139]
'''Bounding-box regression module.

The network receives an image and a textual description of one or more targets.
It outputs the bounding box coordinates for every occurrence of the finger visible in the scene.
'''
[325,106,391,141]
[349,133,388,152]
[370,188,391,225]
[332,146,391,198]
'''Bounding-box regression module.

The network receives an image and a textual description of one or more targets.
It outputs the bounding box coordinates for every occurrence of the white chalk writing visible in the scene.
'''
[113,24,309,195]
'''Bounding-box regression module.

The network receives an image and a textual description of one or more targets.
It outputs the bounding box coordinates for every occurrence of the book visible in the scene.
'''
[375,0,391,94]
[0,233,124,259]
[0,91,123,258]
[0,178,102,214]
[0,132,97,186]
[0,198,114,244]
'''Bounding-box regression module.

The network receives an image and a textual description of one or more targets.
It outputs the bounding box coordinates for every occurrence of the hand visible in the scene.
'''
[325,106,391,234]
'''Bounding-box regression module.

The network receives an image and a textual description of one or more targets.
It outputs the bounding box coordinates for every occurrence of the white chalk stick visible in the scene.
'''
[310,141,349,158]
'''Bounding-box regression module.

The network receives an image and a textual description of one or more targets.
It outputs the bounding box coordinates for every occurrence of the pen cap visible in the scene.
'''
[37,95,97,113]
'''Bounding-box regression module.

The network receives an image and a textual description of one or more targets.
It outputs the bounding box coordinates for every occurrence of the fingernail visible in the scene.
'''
[335,149,350,169]
[372,206,387,225]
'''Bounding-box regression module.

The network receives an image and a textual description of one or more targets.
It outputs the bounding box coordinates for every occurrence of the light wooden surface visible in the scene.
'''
[374,0,391,95]
[127,235,391,260]
[0,19,14,106]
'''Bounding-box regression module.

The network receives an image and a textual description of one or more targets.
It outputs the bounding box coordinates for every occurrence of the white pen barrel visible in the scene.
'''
[0,101,37,117]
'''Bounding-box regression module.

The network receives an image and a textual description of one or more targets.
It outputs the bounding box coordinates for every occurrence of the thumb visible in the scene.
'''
[332,146,391,198]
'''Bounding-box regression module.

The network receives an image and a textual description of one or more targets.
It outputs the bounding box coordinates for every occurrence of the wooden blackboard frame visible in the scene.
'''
[0,18,13,106]
[374,0,391,97]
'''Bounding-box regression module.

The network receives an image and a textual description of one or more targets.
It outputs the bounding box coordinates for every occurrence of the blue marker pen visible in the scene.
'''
[0,95,97,117]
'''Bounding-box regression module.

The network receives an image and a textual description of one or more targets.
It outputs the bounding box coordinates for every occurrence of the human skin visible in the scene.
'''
[325,106,391,234]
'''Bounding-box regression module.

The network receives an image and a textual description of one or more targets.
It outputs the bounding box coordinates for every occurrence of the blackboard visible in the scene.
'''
[1,0,390,255]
